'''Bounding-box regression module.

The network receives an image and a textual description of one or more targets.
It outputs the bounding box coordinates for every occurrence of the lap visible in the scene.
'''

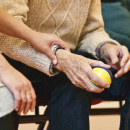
[93,77,130,101]
[3,52,130,102]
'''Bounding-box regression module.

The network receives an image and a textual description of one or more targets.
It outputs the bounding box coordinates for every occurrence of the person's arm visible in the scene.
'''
[0,8,69,64]
[77,0,119,57]
[53,49,111,93]
[0,54,36,115]
[0,1,62,76]
[76,0,130,78]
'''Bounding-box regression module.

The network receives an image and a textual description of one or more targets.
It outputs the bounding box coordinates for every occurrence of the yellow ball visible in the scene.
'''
[92,67,112,88]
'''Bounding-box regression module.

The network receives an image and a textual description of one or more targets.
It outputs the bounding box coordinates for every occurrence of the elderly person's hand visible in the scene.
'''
[54,49,111,93]
[0,54,36,115]
[100,44,130,78]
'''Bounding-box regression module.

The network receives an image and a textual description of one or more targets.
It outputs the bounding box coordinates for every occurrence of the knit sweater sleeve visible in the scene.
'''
[77,0,120,58]
[0,0,53,76]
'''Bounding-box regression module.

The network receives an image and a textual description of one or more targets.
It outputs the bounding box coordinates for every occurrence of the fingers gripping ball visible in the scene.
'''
[92,67,113,88]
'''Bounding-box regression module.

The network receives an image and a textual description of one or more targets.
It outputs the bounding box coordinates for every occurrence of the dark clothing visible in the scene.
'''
[93,78,130,130]
[3,51,130,130]
[0,111,19,130]
[98,1,130,129]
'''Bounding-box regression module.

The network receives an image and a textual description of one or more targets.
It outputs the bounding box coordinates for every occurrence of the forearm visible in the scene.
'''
[54,49,71,71]
[0,33,52,76]
[0,8,37,44]
[78,0,119,57]
[0,54,10,68]
[0,54,12,80]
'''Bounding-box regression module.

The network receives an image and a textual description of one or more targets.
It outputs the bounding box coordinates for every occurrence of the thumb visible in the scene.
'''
[46,48,57,64]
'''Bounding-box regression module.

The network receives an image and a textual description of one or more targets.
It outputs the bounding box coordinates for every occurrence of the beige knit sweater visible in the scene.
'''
[0,0,119,76]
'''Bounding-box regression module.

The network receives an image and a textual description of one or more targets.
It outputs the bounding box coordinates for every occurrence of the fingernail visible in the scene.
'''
[53,59,57,65]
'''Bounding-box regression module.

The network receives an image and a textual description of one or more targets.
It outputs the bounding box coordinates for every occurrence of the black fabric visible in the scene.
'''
[0,111,19,130]
[2,52,130,130]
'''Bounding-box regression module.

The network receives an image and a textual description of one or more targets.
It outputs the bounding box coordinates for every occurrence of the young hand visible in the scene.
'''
[0,55,36,115]
[27,32,70,65]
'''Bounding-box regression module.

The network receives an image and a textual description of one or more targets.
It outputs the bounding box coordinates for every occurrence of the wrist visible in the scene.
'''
[0,55,11,77]
[96,42,117,59]
[100,43,117,59]
[22,27,38,45]
[54,49,71,71]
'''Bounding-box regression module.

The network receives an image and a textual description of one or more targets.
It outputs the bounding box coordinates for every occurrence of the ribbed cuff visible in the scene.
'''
[96,41,117,59]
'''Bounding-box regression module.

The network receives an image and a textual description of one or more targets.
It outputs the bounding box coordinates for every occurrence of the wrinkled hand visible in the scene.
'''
[28,32,70,64]
[100,44,130,78]
[0,60,36,115]
[55,49,111,93]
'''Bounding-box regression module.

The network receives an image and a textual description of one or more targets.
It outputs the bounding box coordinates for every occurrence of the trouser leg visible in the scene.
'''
[2,53,96,130]
[0,111,19,130]
[120,80,130,130]
[93,77,130,130]
[48,75,91,130]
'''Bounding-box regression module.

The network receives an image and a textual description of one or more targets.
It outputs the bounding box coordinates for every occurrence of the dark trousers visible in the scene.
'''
[3,52,130,130]
[0,111,19,130]
[93,77,130,130]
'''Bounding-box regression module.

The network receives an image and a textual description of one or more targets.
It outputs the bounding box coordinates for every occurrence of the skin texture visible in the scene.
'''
[100,44,130,78]
[0,8,69,115]
[0,54,36,115]
[55,45,130,93]
[0,8,69,64]
[55,49,111,93]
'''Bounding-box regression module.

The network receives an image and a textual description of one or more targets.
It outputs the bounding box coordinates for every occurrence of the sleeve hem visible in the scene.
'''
[95,41,119,59]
